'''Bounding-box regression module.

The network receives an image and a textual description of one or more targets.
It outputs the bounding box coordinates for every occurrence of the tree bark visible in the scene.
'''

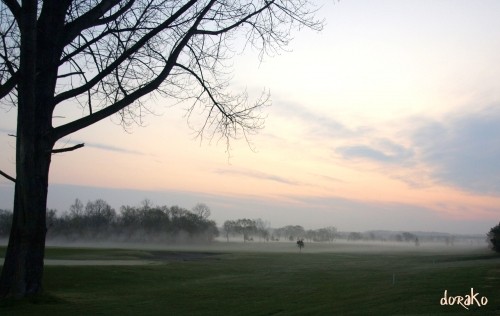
[0,153,52,298]
[0,0,56,298]
[0,50,55,295]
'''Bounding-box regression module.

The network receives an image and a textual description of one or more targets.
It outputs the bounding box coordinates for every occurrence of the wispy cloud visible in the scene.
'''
[2,131,146,156]
[409,106,500,195]
[54,139,146,156]
[323,104,500,197]
[272,101,369,139]
[214,168,298,186]
[336,138,414,164]
[85,142,146,155]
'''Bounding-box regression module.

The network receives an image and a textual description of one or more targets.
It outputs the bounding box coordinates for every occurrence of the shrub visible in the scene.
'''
[487,222,500,253]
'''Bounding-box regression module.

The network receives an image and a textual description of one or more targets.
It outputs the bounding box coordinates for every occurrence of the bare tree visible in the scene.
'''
[222,219,237,242]
[254,218,270,241]
[234,218,257,242]
[192,203,211,219]
[0,0,321,298]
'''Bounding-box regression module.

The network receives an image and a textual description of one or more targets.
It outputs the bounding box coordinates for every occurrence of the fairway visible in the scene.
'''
[0,243,499,315]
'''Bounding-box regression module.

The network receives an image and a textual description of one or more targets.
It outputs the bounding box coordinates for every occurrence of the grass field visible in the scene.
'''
[0,242,498,315]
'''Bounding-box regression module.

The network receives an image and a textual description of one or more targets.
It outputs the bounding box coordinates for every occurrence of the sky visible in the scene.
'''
[1,0,500,234]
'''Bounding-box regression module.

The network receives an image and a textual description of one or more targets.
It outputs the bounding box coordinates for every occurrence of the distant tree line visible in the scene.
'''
[335,231,484,246]
[221,219,337,243]
[0,203,492,248]
[0,200,218,243]
[218,221,485,247]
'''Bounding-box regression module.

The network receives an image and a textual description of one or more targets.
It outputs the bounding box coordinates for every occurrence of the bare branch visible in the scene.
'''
[53,0,199,106]
[175,62,231,121]
[195,0,276,36]
[0,19,18,76]
[0,169,15,183]
[56,71,84,79]
[94,0,137,28]
[63,0,124,45]
[60,27,113,65]
[0,72,17,100]
[65,54,94,114]
[41,0,320,147]
[1,0,21,23]
[51,0,215,140]
[51,143,85,154]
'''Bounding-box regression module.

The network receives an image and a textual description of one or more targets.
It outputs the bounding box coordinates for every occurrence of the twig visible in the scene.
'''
[51,143,85,154]
[0,169,15,183]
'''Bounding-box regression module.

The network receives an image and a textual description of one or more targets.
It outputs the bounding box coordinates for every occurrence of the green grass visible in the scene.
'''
[0,245,499,315]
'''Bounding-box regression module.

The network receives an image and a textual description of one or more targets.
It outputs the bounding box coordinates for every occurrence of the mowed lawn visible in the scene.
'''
[0,244,499,315]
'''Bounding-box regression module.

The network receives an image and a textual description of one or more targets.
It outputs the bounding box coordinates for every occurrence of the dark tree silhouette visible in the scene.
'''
[487,222,500,253]
[0,200,219,242]
[0,0,322,298]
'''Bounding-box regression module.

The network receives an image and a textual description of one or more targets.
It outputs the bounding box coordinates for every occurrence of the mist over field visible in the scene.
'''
[0,205,497,315]
[49,238,491,255]
[0,196,492,261]
[1,233,489,259]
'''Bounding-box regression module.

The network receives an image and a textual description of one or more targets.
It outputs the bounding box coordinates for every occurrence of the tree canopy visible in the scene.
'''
[0,0,322,148]
[0,0,322,298]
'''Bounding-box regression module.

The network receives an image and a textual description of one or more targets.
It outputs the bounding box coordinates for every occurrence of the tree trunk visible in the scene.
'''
[0,152,52,298]
[0,0,55,298]
[0,85,54,297]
